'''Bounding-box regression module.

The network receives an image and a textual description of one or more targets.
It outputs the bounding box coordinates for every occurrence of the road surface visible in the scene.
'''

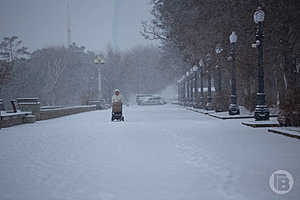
[0,104,299,200]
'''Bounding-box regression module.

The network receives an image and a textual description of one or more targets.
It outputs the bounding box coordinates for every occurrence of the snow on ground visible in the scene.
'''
[0,104,299,200]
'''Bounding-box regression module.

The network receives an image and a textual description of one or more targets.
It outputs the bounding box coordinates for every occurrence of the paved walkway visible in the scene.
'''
[0,105,299,200]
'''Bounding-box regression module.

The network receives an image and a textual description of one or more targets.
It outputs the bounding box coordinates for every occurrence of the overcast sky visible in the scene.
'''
[0,0,155,52]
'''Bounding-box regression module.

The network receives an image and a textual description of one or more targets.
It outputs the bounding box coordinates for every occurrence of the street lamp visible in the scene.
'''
[192,65,199,107]
[199,59,205,109]
[94,55,105,65]
[94,55,105,99]
[253,6,269,120]
[189,68,194,106]
[228,32,240,115]
[186,71,190,106]
[181,75,186,105]
[177,79,181,104]
[206,53,213,110]
[215,45,224,112]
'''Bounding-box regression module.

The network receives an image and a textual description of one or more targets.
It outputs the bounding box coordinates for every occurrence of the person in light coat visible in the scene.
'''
[112,89,123,104]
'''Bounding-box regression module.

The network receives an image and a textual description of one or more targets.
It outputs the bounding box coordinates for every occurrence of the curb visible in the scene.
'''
[268,128,300,140]
[186,106,278,120]
[241,121,280,128]
[186,107,210,115]
[208,113,253,120]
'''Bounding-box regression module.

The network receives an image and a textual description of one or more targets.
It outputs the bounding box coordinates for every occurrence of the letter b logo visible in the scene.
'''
[270,170,294,194]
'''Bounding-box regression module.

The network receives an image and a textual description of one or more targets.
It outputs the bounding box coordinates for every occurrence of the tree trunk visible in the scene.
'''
[278,53,300,126]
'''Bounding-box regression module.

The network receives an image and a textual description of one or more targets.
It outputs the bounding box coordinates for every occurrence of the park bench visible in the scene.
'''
[10,100,20,113]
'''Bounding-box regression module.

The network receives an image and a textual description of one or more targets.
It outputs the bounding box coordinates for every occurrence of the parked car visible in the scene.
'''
[140,96,166,105]
[136,94,153,105]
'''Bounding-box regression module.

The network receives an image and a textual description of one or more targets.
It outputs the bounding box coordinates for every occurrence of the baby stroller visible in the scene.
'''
[111,102,124,121]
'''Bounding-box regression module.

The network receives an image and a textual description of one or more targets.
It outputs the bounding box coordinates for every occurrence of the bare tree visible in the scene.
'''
[0,36,30,62]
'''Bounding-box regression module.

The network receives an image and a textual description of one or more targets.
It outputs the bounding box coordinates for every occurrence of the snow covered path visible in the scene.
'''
[0,104,299,200]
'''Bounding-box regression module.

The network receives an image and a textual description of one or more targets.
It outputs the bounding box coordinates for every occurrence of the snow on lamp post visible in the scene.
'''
[253,7,269,120]
[228,32,240,115]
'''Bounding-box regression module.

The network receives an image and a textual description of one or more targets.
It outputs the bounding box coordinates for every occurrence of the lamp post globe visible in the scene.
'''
[192,65,198,72]
[229,32,238,44]
[254,7,265,24]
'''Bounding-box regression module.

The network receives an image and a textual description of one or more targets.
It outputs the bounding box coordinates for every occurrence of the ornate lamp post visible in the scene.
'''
[180,76,184,105]
[215,45,224,112]
[190,68,194,106]
[186,71,190,106]
[177,79,181,104]
[192,65,199,107]
[182,75,186,105]
[253,7,270,120]
[228,32,240,115]
[94,55,105,99]
[199,59,205,109]
[206,53,213,110]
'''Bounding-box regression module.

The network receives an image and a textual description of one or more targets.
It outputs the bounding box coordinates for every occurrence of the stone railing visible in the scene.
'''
[0,111,34,128]
[1,97,100,128]
[87,100,105,110]
[39,105,97,121]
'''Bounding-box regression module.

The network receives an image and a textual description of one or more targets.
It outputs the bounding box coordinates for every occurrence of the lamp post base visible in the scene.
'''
[183,100,187,107]
[206,97,213,111]
[192,102,197,108]
[254,105,270,121]
[215,104,224,112]
[215,93,225,112]
[206,103,213,110]
[198,97,205,109]
[228,104,240,115]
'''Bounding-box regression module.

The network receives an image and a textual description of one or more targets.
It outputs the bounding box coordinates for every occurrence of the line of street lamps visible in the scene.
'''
[177,6,269,120]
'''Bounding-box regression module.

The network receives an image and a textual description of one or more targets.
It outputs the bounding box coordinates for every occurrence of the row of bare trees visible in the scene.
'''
[142,0,300,125]
[0,36,178,107]
[1,42,99,106]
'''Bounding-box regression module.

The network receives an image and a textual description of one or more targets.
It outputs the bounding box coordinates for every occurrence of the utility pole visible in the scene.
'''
[113,0,120,49]
[67,0,71,47]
